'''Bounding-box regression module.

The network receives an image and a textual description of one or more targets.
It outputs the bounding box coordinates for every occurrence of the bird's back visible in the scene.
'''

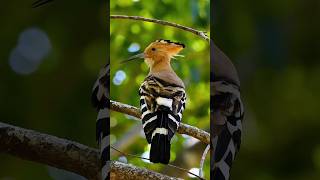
[139,72,186,164]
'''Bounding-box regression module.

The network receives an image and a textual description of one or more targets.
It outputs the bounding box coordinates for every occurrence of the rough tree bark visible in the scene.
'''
[0,122,182,180]
[0,122,100,180]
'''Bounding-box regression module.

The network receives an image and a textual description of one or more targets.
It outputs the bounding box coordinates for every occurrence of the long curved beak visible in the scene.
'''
[120,53,145,64]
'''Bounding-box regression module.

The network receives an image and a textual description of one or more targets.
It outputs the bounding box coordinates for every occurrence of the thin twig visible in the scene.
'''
[111,146,204,180]
[110,100,210,144]
[110,15,209,41]
[199,144,210,178]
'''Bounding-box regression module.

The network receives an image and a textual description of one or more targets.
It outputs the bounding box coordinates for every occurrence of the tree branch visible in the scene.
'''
[0,121,100,179]
[110,100,210,144]
[110,161,182,180]
[110,15,209,41]
[0,122,182,180]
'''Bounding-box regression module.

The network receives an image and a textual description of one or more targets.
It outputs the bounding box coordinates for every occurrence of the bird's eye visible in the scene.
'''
[151,48,156,51]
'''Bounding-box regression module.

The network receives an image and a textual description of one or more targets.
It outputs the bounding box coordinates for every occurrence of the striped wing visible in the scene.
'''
[139,76,186,143]
[92,64,109,180]
[211,80,244,180]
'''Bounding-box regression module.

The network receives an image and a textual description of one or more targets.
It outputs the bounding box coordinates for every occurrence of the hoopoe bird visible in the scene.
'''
[92,64,109,180]
[124,40,186,164]
[211,41,244,180]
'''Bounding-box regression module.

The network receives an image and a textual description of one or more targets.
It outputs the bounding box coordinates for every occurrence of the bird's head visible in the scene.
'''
[144,39,185,64]
[122,40,185,67]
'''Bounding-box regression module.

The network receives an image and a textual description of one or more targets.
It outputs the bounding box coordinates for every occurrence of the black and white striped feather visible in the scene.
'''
[139,75,186,164]
[211,80,244,180]
[92,64,109,180]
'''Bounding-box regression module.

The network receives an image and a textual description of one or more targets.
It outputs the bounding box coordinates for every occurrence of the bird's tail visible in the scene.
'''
[149,109,172,164]
[140,95,182,164]
[141,105,180,164]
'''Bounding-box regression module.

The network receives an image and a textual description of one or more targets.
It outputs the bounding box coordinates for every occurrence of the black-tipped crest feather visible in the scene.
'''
[156,39,185,48]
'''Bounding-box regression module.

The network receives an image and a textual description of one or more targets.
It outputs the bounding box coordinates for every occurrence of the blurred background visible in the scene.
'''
[110,0,210,179]
[0,0,106,179]
[213,0,320,179]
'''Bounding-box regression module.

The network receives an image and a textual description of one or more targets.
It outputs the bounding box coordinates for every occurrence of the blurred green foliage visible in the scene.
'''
[214,0,320,179]
[110,0,210,179]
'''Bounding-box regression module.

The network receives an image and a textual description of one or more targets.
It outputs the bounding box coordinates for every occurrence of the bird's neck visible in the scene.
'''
[149,58,173,73]
[147,57,184,88]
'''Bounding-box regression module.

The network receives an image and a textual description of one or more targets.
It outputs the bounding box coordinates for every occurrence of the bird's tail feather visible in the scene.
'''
[140,95,182,164]
[150,110,171,164]
[150,134,170,163]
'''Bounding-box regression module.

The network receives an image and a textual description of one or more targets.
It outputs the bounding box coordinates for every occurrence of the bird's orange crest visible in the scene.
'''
[144,39,185,60]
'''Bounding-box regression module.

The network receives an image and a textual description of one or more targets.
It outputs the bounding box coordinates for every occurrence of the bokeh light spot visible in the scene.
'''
[128,43,140,53]
[17,27,51,63]
[131,24,141,34]
[9,27,52,75]
[113,70,127,85]
[110,117,118,127]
